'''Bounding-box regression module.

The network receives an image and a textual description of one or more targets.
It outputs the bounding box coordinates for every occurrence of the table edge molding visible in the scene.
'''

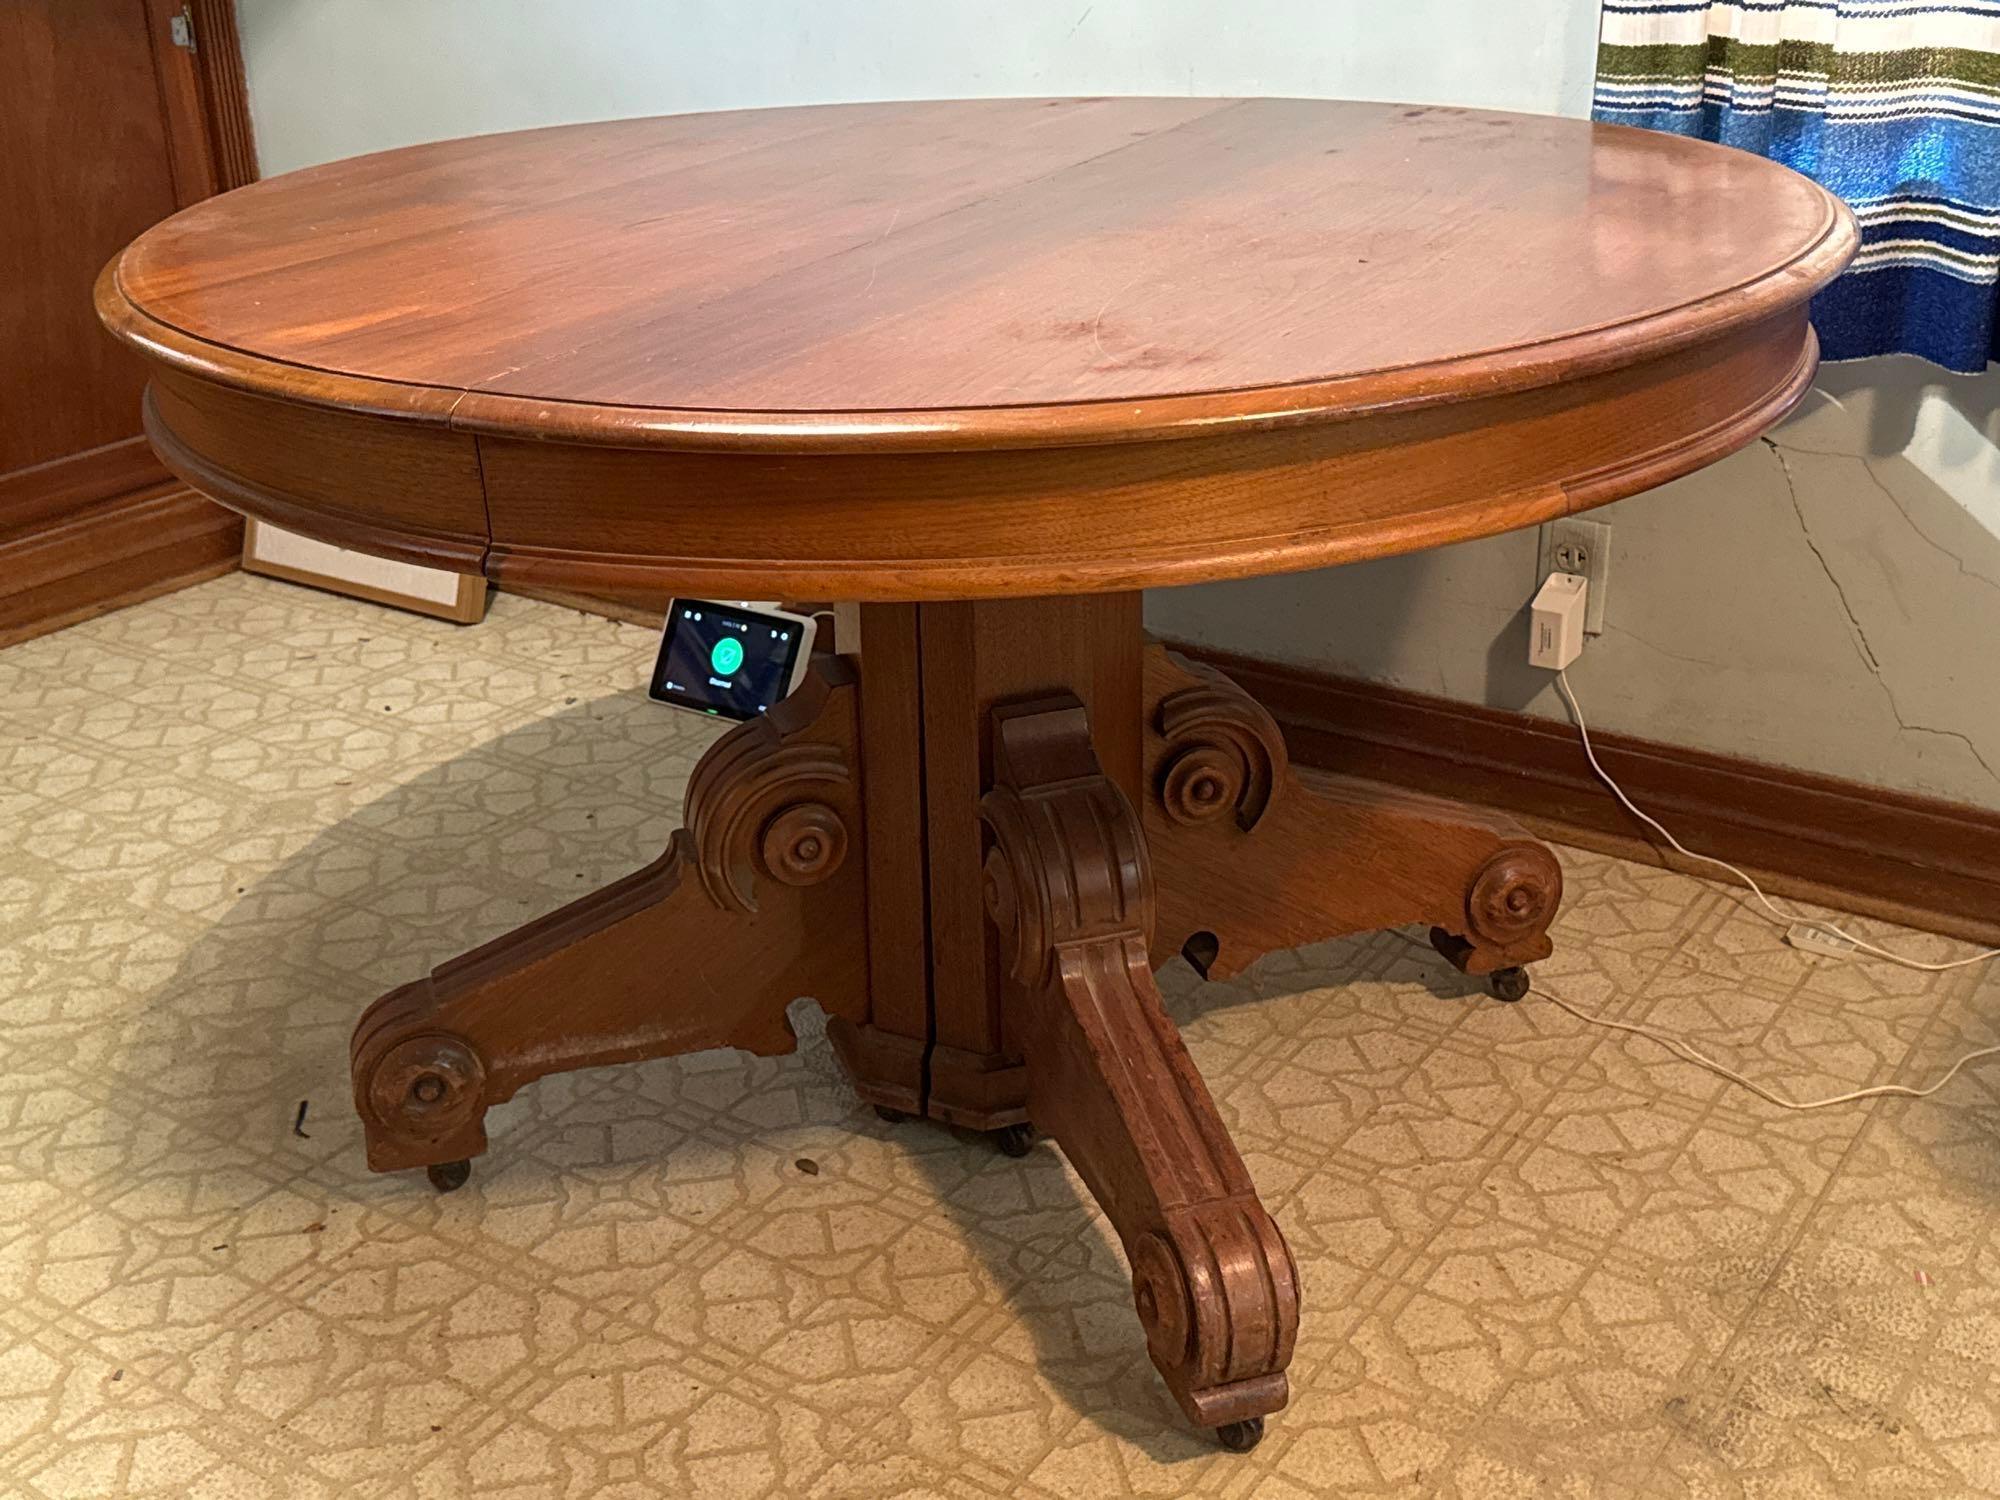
[130,306,1822,600]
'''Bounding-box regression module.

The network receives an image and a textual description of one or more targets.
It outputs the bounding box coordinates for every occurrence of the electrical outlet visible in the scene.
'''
[1536,518,1611,635]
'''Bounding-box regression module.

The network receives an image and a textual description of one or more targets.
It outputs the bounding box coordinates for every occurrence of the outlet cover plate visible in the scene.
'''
[1537,517,1611,635]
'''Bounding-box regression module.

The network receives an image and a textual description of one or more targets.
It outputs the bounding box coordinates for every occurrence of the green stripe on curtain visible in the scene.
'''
[1593,4,2000,370]
[1602,42,2000,93]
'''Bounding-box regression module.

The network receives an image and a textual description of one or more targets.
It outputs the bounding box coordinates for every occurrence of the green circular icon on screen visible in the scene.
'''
[710,637,745,675]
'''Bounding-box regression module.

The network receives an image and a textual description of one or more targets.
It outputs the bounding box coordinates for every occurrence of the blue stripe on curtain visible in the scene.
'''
[1594,3,2000,370]
[1813,264,1997,365]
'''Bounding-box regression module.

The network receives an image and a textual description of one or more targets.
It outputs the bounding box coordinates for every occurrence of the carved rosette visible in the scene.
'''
[687,737,854,914]
[1154,673,1288,832]
[356,1024,488,1147]
[1463,843,1563,950]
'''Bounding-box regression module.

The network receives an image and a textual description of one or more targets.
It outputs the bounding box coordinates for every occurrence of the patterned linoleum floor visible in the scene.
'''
[2,573,1998,1500]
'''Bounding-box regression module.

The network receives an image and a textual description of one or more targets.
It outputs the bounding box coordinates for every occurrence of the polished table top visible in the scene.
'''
[100,98,1855,598]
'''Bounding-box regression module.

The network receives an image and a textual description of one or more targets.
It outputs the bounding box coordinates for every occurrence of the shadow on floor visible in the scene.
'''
[127,682,1448,1459]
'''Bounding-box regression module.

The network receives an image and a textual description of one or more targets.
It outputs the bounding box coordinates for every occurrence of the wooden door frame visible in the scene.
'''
[146,0,259,203]
[0,0,257,649]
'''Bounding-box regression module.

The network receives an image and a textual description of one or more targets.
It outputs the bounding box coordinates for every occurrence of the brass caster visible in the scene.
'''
[1488,966,1531,1003]
[1215,1417,1265,1452]
[426,1159,471,1193]
[874,1105,911,1124]
[993,1123,1036,1158]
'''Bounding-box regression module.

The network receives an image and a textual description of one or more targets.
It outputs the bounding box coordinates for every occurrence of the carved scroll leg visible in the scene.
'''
[981,698,1298,1442]
[1142,646,1563,998]
[350,659,871,1180]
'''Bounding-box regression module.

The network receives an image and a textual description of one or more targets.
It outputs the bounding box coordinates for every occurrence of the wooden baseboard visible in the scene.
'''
[1170,643,2000,949]
[0,486,243,650]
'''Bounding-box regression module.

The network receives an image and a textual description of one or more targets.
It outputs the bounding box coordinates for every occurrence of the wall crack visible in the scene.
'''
[1603,622,1721,669]
[1764,439,2000,788]
[1768,440,1881,672]
[1857,456,2000,596]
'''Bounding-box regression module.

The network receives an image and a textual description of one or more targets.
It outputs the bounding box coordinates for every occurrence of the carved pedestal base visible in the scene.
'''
[982,698,1299,1427]
[345,599,1564,1444]
[349,660,870,1174]
[1143,649,1562,987]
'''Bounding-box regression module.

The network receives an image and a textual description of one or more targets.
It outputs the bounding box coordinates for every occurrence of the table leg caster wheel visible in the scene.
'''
[426,1160,471,1193]
[874,1105,911,1124]
[1488,966,1531,1003]
[993,1123,1036,1158]
[1214,1417,1265,1453]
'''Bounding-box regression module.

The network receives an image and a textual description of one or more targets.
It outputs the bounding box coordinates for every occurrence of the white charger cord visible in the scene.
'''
[1527,669,1999,1111]
[1554,671,1997,974]
[1532,985,2000,1110]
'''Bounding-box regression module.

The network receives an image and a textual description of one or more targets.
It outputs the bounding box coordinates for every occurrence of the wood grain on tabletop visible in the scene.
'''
[110,97,1849,435]
[99,97,1856,597]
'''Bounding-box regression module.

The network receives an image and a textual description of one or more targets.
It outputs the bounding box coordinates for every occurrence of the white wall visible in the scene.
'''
[234,0,2000,809]
[1148,379,2000,804]
[239,0,1606,174]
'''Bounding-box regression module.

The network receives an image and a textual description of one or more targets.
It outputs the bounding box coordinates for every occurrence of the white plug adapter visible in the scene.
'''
[1529,573,1588,670]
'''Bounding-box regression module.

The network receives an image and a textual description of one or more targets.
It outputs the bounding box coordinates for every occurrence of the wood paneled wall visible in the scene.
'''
[0,0,256,648]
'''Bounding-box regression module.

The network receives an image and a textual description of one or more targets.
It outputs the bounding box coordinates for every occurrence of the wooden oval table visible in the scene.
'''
[99,98,1854,1449]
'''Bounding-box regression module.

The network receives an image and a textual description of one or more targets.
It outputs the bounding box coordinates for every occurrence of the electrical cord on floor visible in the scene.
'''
[1531,981,2000,1111]
[1519,670,2000,1111]
[1554,670,1998,974]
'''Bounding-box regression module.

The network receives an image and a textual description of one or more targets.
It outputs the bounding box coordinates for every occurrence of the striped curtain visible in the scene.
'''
[1593,2,2000,372]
